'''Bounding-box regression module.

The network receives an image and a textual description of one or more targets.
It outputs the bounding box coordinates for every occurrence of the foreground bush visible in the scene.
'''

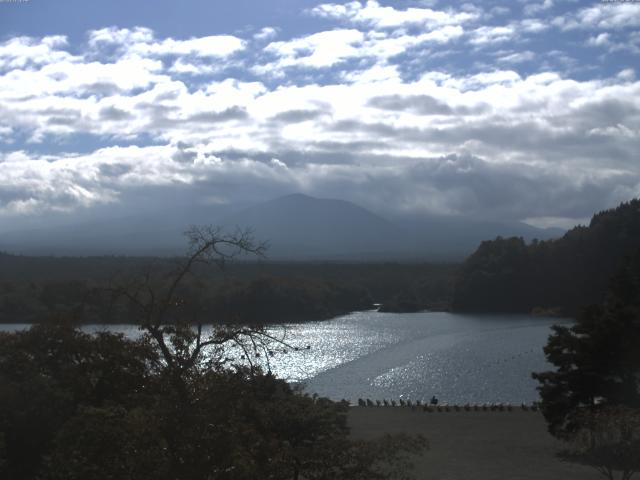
[0,325,425,480]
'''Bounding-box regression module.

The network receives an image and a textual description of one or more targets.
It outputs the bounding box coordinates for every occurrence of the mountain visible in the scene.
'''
[452,199,640,314]
[0,193,564,260]
[217,194,413,259]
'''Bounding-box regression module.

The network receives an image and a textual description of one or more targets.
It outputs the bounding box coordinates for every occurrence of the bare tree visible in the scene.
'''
[107,226,292,391]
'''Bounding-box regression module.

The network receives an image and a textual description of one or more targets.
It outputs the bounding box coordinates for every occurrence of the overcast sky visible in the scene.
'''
[1,0,639,231]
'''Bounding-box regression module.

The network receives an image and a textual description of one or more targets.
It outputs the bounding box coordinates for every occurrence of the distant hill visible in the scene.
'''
[217,193,414,259]
[0,193,564,260]
[452,199,640,315]
[395,213,563,259]
[0,204,230,256]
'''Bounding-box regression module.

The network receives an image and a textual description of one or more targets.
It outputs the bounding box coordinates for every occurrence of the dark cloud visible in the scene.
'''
[171,142,197,163]
[187,106,248,123]
[42,107,82,126]
[367,94,489,116]
[270,109,327,123]
[368,94,454,115]
[99,106,132,121]
[79,82,123,97]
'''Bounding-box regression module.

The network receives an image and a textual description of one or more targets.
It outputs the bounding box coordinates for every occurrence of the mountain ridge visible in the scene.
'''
[0,193,565,260]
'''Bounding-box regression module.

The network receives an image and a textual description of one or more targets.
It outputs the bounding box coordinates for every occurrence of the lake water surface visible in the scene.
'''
[1,311,569,404]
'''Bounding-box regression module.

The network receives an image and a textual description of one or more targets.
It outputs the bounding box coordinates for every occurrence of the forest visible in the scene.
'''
[2,199,640,323]
[0,252,456,324]
[452,199,640,315]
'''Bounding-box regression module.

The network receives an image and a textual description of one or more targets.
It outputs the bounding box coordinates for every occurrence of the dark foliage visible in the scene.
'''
[532,250,640,439]
[0,325,425,480]
[0,226,426,479]
[452,199,640,314]
[0,326,157,480]
[558,406,640,480]
[212,276,373,323]
[0,257,456,324]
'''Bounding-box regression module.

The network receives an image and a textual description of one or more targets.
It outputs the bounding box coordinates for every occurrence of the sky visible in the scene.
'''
[1,0,639,232]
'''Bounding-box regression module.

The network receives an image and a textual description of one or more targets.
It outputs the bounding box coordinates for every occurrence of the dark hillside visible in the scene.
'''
[452,199,640,315]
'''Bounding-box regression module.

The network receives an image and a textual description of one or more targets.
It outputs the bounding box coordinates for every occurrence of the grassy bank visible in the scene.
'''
[348,407,600,480]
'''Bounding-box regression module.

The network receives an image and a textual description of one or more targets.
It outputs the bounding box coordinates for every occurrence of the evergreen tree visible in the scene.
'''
[533,251,640,438]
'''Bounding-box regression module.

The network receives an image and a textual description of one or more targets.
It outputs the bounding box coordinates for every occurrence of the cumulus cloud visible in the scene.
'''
[0,35,74,71]
[587,32,611,47]
[310,1,478,29]
[469,25,516,45]
[553,4,640,30]
[254,24,464,76]
[88,26,245,58]
[0,4,638,226]
[261,29,365,69]
[523,0,553,17]
[254,27,279,41]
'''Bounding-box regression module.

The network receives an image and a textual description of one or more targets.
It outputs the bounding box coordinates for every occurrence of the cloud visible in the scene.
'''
[270,109,328,123]
[88,26,246,58]
[469,25,516,45]
[523,0,553,17]
[254,27,279,41]
[98,106,133,121]
[587,32,611,47]
[310,1,479,29]
[496,51,535,64]
[261,29,365,69]
[1,11,639,225]
[88,27,154,48]
[553,4,640,30]
[254,25,464,76]
[0,35,76,71]
[169,58,220,76]
[130,35,245,58]
[368,94,454,115]
[4,145,633,224]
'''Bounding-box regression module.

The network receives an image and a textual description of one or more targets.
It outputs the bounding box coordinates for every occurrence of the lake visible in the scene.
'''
[1,310,568,404]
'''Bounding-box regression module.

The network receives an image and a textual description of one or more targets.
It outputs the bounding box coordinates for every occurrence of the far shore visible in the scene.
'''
[348,407,600,480]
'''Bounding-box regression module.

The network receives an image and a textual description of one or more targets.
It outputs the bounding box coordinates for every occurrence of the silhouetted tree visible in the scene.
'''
[533,251,640,439]
[0,226,427,480]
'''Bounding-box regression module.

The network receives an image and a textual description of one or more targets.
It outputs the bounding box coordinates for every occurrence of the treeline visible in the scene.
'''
[0,276,372,325]
[452,199,640,315]
[0,257,457,323]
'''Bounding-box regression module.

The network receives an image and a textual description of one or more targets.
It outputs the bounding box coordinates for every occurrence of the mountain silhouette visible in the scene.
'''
[0,193,564,259]
[218,194,410,259]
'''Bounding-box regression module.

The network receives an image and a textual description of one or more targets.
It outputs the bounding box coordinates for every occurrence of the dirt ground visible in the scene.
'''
[348,407,601,480]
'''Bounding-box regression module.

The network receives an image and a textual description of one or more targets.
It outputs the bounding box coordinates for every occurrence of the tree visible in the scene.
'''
[558,407,640,480]
[532,251,640,438]
[0,326,156,480]
[1,225,427,480]
[533,251,640,479]
[106,226,278,389]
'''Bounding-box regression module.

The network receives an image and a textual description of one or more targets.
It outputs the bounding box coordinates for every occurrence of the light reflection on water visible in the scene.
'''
[266,310,569,404]
[0,310,569,404]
